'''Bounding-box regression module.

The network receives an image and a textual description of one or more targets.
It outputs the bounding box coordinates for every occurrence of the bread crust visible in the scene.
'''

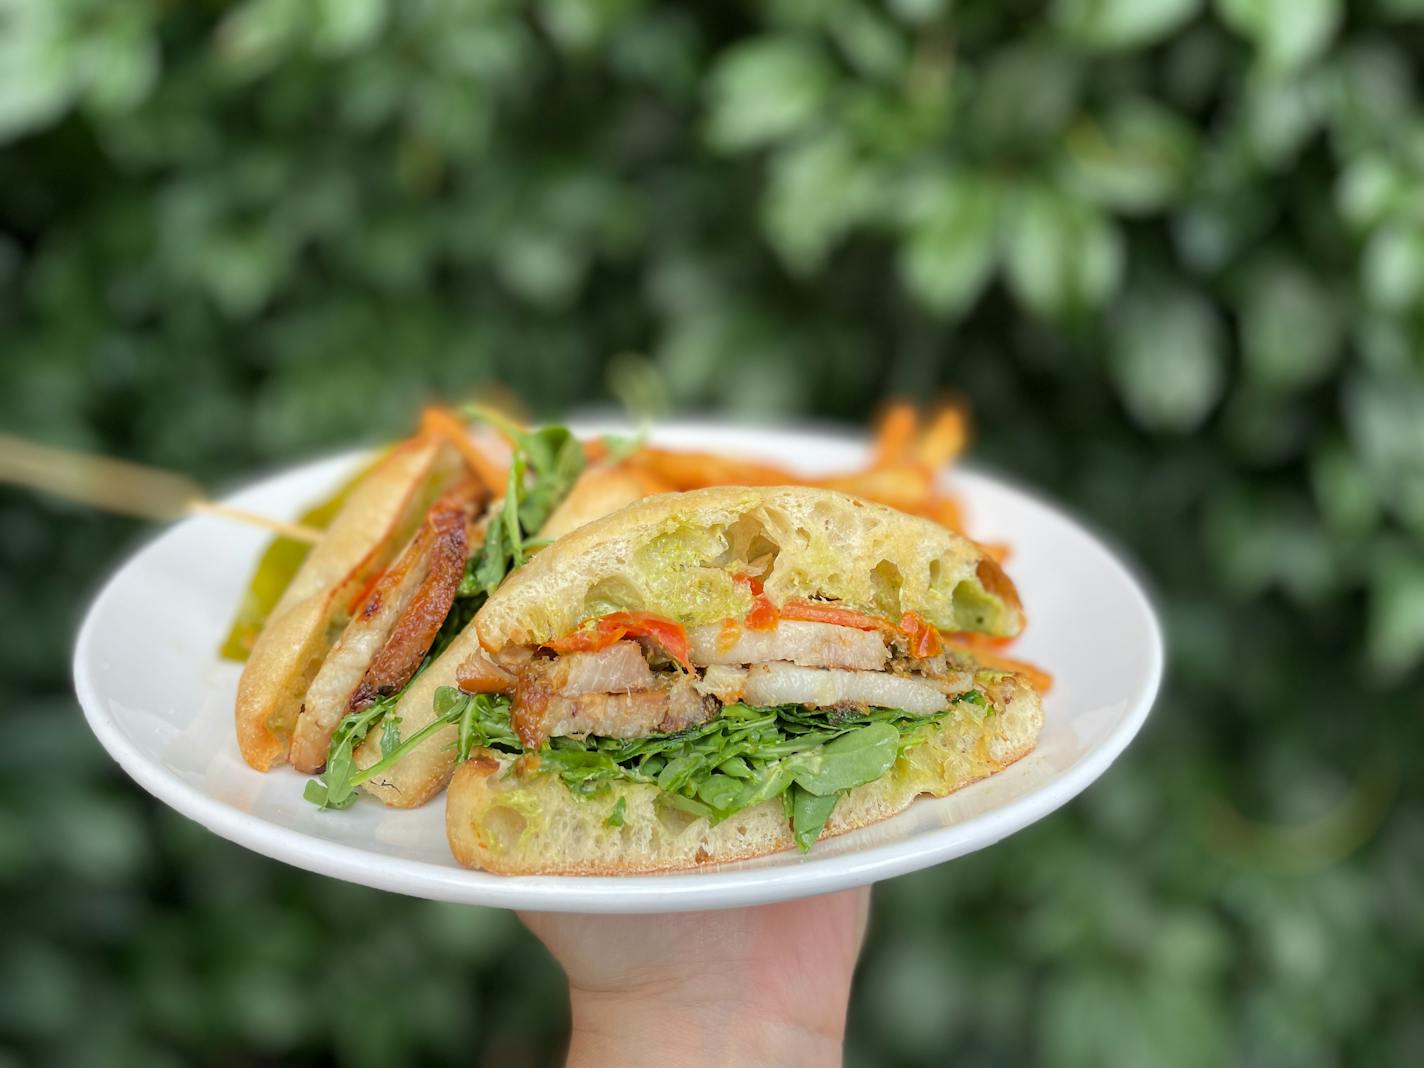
[445,673,1044,875]
[475,486,1022,653]
[234,437,462,770]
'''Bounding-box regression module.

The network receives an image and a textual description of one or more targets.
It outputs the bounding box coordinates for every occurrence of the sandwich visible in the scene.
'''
[235,435,469,770]
[344,458,668,808]
[235,410,663,800]
[441,485,1045,874]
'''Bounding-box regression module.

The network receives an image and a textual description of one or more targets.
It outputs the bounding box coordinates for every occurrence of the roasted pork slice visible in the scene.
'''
[512,671,714,747]
[545,641,656,695]
[347,480,483,708]
[456,647,520,693]
[740,663,971,715]
[694,663,749,704]
[288,478,485,773]
[686,619,889,671]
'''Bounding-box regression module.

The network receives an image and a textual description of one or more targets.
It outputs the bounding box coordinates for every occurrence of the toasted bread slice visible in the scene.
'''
[475,486,1022,655]
[445,672,1043,874]
[353,462,662,806]
[234,437,464,770]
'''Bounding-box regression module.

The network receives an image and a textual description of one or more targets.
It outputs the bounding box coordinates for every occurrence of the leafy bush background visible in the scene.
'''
[3,0,1423,1064]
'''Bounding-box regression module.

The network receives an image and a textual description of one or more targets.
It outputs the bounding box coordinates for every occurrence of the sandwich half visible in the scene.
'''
[443,485,1044,874]
[235,436,467,770]
[349,461,669,807]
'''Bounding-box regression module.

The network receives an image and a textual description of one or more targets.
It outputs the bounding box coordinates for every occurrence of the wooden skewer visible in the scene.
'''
[186,500,323,544]
[0,433,323,544]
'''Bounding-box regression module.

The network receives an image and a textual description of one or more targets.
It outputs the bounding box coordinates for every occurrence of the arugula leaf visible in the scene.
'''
[458,406,586,597]
[524,693,986,848]
[791,786,841,852]
[787,721,899,796]
[380,714,402,756]
[305,694,400,810]
[603,796,627,828]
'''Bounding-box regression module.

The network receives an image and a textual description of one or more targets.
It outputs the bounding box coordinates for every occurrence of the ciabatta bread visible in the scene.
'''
[445,672,1043,874]
[475,486,1022,653]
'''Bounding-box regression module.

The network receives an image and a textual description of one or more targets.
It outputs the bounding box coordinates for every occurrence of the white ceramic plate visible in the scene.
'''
[74,422,1162,913]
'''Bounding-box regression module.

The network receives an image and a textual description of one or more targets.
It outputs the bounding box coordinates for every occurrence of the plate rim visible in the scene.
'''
[73,422,1164,913]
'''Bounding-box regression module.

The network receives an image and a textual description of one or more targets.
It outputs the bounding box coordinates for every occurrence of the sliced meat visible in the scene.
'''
[456,646,520,693]
[349,479,486,708]
[741,663,971,715]
[694,663,748,704]
[291,537,434,772]
[512,671,714,747]
[545,640,656,695]
[288,477,485,774]
[686,619,889,671]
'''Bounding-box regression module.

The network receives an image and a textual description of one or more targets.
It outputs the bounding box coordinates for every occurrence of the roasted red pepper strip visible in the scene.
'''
[899,611,943,658]
[545,611,693,671]
[779,599,896,633]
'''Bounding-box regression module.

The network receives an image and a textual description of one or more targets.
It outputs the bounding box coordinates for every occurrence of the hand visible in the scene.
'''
[520,886,871,1068]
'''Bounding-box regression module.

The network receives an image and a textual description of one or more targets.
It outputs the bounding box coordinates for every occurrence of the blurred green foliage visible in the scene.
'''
[3,0,1424,1064]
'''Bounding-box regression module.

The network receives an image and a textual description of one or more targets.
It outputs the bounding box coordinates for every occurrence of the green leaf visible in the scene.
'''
[1215,0,1341,73]
[1064,99,1197,213]
[791,787,841,852]
[314,0,386,55]
[1054,0,1202,51]
[1238,261,1342,392]
[1310,439,1380,536]
[1109,283,1225,432]
[789,722,900,796]
[0,3,77,144]
[603,797,627,828]
[1361,224,1424,311]
[706,37,834,151]
[969,42,1082,152]
[1368,548,1424,676]
[458,409,585,595]
[1004,187,1124,320]
[762,132,880,274]
[897,171,999,318]
[379,714,402,757]
[1336,156,1406,233]
[696,774,745,813]
[1239,71,1323,168]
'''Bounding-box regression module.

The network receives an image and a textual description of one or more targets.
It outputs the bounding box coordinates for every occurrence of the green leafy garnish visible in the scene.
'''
[303,693,400,809]
[457,405,585,597]
[791,787,840,852]
[604,796,627,828]
[306,688,518,810]
[455,691,987,851]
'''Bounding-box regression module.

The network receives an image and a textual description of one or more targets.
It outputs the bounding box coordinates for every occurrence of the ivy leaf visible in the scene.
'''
[897,171,999,318]
[1368,548,1424,677]
[1004,187,1124,321]
[1054,0,1202,51]
[705,37,833,151]
[1361,223,1424,311]
[1109,282,1225,432]
[763,131,880,275]
[1216,0,1341,73]
[1238,260,1342,393]
[1064,99,1197,214]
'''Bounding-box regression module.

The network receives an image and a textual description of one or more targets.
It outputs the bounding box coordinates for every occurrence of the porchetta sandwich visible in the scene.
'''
[233,414,664,808]
[441,485,1045,874]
